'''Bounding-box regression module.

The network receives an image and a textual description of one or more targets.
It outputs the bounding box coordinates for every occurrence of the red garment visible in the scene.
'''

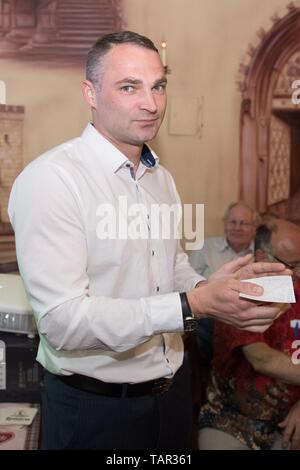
[212,282,300,420]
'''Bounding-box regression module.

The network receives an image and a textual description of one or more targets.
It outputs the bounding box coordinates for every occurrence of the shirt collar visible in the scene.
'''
[140,144,159,168]
[217,237,230,252]
[219,237,254,254]
[81,123,159,174]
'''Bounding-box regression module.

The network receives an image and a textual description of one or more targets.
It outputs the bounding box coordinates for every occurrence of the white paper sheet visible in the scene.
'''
[239,275,296,303]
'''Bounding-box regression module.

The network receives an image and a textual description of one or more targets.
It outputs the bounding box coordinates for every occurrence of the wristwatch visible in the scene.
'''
[179,292,198,332]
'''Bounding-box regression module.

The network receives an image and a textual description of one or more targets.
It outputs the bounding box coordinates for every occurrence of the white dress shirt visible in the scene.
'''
[8,124,202,383]
[188,236,254,278]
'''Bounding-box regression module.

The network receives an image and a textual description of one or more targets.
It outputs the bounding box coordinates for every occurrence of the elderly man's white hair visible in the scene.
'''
[223,201,261,225]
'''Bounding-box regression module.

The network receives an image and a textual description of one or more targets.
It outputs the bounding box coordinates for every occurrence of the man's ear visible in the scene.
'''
[255,248,267,262]
[82,80,97,108]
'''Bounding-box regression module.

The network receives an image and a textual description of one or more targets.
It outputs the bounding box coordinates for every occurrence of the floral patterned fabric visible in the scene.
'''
[199,283,300,450]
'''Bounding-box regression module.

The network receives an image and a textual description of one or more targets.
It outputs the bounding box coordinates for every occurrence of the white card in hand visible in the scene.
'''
[239,275,296,303]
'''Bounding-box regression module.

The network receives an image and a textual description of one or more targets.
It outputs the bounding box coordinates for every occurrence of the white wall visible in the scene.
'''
[0,59,90,165]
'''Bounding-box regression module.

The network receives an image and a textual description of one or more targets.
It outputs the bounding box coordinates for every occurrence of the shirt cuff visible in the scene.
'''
[142,292,184,334]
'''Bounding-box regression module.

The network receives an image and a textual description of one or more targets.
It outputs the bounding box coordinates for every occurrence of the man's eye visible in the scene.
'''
[153,84,166,92]
[121,85,134,93]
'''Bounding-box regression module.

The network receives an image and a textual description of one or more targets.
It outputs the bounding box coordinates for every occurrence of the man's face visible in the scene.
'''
[224,205,256,252]
[88,44,167,150]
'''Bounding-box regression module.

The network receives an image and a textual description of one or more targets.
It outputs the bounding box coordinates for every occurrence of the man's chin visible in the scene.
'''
[135,122,161,139]
[134,131,160,144]
[228,236,247,245]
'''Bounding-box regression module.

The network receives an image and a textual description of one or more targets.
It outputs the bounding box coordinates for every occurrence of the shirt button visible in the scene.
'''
[152,250,155,256]
[156,286,160,292]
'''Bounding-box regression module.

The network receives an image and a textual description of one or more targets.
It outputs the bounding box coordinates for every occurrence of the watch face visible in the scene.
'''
[184,318,198,332]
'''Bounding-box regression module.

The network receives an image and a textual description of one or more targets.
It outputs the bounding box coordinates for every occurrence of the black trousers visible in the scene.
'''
[41,360,192,450]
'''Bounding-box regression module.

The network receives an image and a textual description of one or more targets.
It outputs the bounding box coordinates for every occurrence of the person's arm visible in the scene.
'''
[167,180,205,289]
[163,172,290,333]
[278,400,300,450]
[9,163,183,353]
[242,342,300,385]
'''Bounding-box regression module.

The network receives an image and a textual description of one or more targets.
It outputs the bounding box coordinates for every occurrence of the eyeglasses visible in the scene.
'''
[225,220,254,229]
[266,252,300,271]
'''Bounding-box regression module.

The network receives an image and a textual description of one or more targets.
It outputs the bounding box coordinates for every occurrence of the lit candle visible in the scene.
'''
[0,80,6,105]
[161,41,167,67]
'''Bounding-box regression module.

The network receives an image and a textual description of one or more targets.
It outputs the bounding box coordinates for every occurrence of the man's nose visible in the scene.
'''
[233,222,245,228]
[140,90,158,113]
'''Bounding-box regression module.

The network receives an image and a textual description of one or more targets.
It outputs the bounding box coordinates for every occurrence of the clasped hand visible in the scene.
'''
[187,254,292,333]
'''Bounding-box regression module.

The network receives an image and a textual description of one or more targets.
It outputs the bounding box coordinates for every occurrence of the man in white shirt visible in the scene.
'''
[8,31,288,450]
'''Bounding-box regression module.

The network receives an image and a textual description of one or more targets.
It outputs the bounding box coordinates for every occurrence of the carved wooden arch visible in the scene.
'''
[239,3,300,213]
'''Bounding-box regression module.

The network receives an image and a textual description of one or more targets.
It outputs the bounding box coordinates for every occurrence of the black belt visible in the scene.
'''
[57,373,173,398]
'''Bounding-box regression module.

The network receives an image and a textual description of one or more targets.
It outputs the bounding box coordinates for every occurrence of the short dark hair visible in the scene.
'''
[86,31,159,85]
[255,223,276,252]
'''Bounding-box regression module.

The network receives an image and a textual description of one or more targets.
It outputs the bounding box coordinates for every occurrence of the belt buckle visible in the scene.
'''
[151,378,172,395]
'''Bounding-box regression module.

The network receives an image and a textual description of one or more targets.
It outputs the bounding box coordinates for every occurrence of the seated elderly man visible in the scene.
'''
[189,202,259,277]
[188,201,259,363]
[198,218,300,450]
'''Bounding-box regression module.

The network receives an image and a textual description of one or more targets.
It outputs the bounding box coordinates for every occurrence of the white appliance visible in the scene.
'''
[0,274,36,337]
